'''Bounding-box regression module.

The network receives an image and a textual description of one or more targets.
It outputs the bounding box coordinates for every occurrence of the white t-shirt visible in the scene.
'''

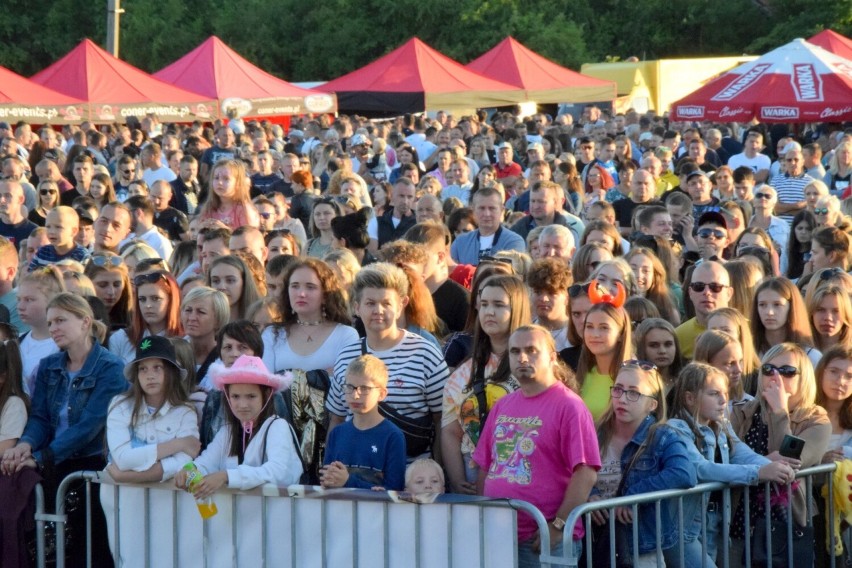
[261,324,359,374]
[0,396,27,442]
[20,333,59,396]
[727,152,771,175]
[478,233,496,256]
[367,215,401,240]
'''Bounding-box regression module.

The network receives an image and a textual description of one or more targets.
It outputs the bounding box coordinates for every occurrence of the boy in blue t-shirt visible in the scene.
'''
[29,207,90,271]
[320,355,406,490]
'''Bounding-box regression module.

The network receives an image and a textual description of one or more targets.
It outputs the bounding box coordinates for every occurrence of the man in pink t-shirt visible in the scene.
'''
[473,325,600,566]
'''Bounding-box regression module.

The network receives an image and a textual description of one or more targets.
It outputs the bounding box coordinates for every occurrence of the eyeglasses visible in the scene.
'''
[689,281,727,293]
[121,169,135,175]
[785,158,800,163]
[697,229,726,240]
[610,386,652,402]
[342,384,383,395]
[761,364,798,378]
[40,189,57,196]
[814,208,829,215]
[622,359,658,371]
[754,193,773,200]
[89,255,123,267]
[133,271,168,287]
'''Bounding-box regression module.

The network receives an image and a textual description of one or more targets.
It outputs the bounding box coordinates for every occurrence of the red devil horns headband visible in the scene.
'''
[587,278,626,308]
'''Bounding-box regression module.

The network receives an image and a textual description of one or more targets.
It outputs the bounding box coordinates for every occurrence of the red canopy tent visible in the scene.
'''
[154,36,336,118]
[321,38,525,115]
[0,66,85,124]
[670,38,852,123]
[466,37,615,103]
[31,39,217,123]
[808,30,852,61]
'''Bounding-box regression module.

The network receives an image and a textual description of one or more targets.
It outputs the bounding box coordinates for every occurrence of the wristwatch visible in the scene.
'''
[551,517,566,531]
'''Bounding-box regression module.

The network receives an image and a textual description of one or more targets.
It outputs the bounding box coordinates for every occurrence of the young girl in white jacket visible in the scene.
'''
[106,335,200,482]
[175,355,301,496]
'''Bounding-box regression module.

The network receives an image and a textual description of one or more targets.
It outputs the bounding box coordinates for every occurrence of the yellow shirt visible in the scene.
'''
[581,366,614,421]
[675,317,706,359]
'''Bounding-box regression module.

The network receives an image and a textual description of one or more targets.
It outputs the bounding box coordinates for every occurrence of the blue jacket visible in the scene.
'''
[20,342,127,465]
[668,416,769,543]
[450,226,526,266]
[619,415,697,554]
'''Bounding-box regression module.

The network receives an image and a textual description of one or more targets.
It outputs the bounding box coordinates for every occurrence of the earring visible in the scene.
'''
[322,305,327,320]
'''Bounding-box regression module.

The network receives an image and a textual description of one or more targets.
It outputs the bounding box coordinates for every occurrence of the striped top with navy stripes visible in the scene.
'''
[327,331,450,419]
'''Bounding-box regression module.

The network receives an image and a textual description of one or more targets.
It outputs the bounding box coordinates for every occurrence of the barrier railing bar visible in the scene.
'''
[85,477,92,568]
[34,482,45,568]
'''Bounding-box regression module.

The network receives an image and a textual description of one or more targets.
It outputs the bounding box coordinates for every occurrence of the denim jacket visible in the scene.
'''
[20,342,128,465]
[668,416,770,542]
[619,415,697,554]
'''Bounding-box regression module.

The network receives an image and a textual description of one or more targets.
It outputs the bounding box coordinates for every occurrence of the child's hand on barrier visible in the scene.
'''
[174,470,188,490]
[823,448,846,464]
[191,471,228,500]
[319,462,349,488]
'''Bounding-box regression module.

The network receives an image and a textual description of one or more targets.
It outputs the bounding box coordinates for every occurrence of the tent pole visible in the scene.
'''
[106,0,124,57]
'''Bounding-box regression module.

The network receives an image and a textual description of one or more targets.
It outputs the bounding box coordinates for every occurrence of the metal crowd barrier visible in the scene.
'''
[39,464,850,568]
[560,463,841,568]
[47,471,546,568]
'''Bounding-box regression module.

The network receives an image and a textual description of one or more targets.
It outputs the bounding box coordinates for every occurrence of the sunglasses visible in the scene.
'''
[697,228,726,240]
[622,359,658,371]
[121,169,136,175]
[689,281,727,293]
[40,189,57,196]
[133,271,168,287]
[480,255,513,268]
[761,364,798,378]
[136,258,166,271]
[814,208,829,215]
[754,193,773,200]
[819,267,844,280]
[568,283,592,298]
[89,255,123,267]
[259,212,273,220]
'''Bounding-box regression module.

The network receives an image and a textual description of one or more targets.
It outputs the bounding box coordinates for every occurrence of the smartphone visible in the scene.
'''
[780,434,805,460]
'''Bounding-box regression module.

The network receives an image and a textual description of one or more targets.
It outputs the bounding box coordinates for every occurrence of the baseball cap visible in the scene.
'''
[75,207,95,225]
[685,170,708,181]
[527,142,544,152]
[698,211,727,229]
[350,133,368,146]
[496,141,512,150]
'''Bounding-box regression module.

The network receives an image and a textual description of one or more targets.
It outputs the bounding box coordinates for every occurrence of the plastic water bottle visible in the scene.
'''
[182,462,218,519]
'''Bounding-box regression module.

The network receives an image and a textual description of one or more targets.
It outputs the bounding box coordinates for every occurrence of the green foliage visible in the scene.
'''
[0,0,848,82]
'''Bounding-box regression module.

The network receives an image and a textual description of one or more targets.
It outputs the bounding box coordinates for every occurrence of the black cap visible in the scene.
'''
[75,207,94,225]
[124,336,186,380]
[698,211,728,230]
[685,170,708,181]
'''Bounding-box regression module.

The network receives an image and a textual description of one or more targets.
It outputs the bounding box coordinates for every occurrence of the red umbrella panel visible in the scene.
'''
[671,38,852,123]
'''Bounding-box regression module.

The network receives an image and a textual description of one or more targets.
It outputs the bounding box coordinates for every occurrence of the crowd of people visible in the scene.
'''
[0,108,850,567]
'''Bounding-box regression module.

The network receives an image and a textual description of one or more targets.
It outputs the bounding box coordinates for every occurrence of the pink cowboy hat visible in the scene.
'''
[210,355,292,391]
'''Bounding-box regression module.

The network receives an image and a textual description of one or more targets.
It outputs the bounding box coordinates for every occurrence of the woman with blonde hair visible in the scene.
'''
[625,247,679,325]
[581,220,625,256]
[724,258,764,319]
[198,159,260,228]
[84,252,134,330]
[805,178,830,213]
[807,283,852,352]
[694,329,753,408]
[814,194,851,230]
[589,258,637,298]
[571,242,613,284]
[206,255,263,323]
[729,343,831,562]
[181,286,230,388]
[825,139,852,198]
[706,307,760,393]
[2,292,126,563]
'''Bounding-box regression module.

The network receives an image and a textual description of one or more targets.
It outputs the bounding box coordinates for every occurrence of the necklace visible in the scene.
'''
[297,319,324,342]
